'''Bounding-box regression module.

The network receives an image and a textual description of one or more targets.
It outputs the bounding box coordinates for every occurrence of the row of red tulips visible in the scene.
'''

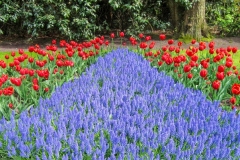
[0,32,239,119]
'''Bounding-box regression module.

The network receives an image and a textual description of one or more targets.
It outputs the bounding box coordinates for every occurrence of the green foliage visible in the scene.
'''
[206,0,240,36]
[174,0,199,9]
[0,0,100,40]
[106,0,168,36]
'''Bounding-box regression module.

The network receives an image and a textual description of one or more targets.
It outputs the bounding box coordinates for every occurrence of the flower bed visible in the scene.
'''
[0,49,240,159]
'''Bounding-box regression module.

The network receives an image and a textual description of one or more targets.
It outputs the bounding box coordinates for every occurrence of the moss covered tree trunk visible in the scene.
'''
[181,0,208,41]
[168,0,209,40]
[168,0,180,30]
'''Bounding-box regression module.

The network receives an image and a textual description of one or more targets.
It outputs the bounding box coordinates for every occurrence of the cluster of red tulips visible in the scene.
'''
[0,32,239,119]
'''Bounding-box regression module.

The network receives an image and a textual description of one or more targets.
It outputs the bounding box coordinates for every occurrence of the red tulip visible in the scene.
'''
[11,51,16,57]
[168,39,174,45]
[175,47,180,53]
[110,33,115,39]
[44,87,49,92]
[28,57,34,63]
[187,73,193,79]
[159,34,166,40]
[186,49,194,57]
[162,46,168,51]
[216,72,225,81]
[231,83,240,95]
[208,42,214,48]
[33,84,39,91]
[209,48,215,54]
[191,39,196,44]
[10,77,22,86]
[217,65,225,72]
[199,45,205,51]
[28,46,35,52]
[158,61,163,66]
[19,49,24,55]
[230,97,236,105]
[212,80,221,90]
[225,60,233,68]
[139,42,148,49]
[149,42,155,49]
[9,103,14,109]
[183,64,192,72]
[178,41,182,47]
[5,55,9,59]
[201,61,209,69]
[227,46,232,52]
[191,55,198,62]
[200,69,208,78]
[189,61,196,67]
[232,47,238,53]
[119,32,124,38]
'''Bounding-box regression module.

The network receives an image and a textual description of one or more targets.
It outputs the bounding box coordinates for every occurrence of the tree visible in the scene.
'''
[167,0,209,41]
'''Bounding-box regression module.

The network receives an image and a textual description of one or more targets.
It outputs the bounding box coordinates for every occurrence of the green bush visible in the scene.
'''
[206,0,240,36]
[0,0,100,40]
[0,0,171,39]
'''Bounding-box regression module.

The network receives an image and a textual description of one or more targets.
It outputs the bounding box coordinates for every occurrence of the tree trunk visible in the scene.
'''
[180,0,209,41]
[168,0,180,30]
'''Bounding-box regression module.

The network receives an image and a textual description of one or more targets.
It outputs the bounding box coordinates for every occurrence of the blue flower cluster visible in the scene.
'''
[1,48,240,159]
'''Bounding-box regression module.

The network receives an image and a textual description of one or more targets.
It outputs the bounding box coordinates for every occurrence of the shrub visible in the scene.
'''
[0,0,100,40]
[206,0,240,36]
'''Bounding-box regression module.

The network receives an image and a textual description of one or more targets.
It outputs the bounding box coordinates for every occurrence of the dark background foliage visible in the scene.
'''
[0,0,239,40]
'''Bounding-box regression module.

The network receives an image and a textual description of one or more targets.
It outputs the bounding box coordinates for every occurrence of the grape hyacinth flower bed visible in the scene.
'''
[1,49,240,159]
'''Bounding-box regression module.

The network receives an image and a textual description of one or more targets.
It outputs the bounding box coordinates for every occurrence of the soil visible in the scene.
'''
[0,34,239,52]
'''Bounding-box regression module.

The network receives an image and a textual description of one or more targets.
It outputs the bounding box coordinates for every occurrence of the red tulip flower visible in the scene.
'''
[5,55,9,59]
[149,42,155,49]
[159,34,166,40]
[119,32,124,38]
[232,47,238,53]
[209,48,215,54]
[230,97,236,105]
[19,49,24,55]
[178,41,183,47]
[138,33,144,39]
[33,84,39,91]
[28,57,34,63]
[208,42,214,48]
[28,46,35,52]
[110,33,115,39]
[191,39,196,44]
[216,72,225,81]
[225,60,233,68]
[158,61,163,66]
[217,65,225,72]
[168,39,174,45]
[200,69,208,78]
[44,87,49,92]
[11,51,16,57]
[231,83,240,95]
[9,103,14,109]
[212,80,221,90]
[191,55,198,62]
[139,42,148,49]
[199,45,205,51]
[227,46,232,52]
[201,61,209,69]
[187,73,193,79]
[10,77,22,86]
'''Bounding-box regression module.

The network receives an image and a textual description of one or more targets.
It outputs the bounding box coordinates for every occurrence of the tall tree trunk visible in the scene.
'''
[168,0,180,29]
[180,0,208,41]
